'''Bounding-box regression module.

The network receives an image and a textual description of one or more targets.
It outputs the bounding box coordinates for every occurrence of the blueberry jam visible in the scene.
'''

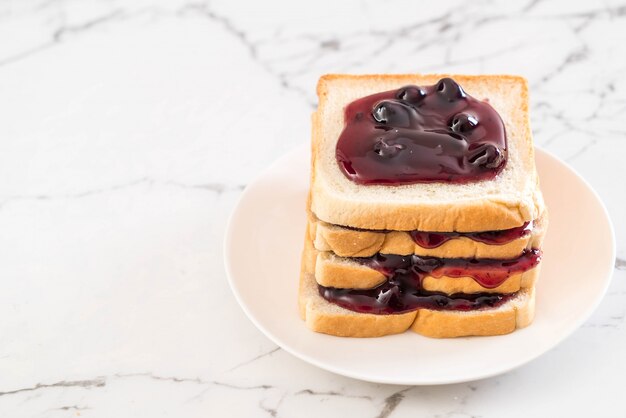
[318,250,540,314]
[410,222,532,248]
[336,78,507,185]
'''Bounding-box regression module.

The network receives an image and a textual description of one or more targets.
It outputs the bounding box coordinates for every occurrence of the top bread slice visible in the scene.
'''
[310,74,544,232]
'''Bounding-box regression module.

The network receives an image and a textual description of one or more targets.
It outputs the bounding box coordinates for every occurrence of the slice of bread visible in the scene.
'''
[299,246,535,338]
[314,248,539,294]
[411,286,534,338]
[310,211,547,259]
[304,227,540,294]
[310,74,544,232]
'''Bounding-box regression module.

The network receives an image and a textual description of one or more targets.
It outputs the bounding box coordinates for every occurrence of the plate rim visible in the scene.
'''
[223,144,616,385]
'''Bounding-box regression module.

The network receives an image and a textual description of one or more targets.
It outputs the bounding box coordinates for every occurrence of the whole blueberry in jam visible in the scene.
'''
[450,113,478,133]
[396,86,426,103]
[372,100,414,127]
[436,77,466,102]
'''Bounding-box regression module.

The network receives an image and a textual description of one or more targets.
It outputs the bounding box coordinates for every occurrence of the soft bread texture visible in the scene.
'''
[310,74,545,232]
[411,286,535,338]
[306,232,540,294]
[299,236,536,338]
[310,211,547,259]
[314,248,540,294]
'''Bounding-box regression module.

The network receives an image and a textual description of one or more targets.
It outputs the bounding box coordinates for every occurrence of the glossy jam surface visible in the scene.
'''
[410,222,532,248]
[336,78,507,185]
[319,250,541,314]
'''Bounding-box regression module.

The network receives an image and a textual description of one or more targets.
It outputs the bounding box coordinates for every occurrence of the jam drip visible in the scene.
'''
[336,78,507,185]
[319,250,541,314]
[410,222,532,248]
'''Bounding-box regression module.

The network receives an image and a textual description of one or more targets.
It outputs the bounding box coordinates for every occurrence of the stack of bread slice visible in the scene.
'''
[299,74,547,338]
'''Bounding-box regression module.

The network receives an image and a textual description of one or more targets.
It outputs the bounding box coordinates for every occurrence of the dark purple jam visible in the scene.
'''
[410,222,532,248]
[318,250,540,314]
[336,78,507,185]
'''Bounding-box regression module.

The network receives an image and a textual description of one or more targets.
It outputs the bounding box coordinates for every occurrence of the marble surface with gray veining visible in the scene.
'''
[0,0,625,416]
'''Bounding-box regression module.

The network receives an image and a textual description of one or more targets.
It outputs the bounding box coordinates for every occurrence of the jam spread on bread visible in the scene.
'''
[342,221,532,247]
[336,78,507,185]
[410,221,531,248]
[318,249,540,314]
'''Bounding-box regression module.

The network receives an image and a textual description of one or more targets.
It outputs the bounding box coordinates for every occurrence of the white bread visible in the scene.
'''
[314,248,540,294]
[299,239,535,338]
[310,211,547,259]
[310,74,544,232]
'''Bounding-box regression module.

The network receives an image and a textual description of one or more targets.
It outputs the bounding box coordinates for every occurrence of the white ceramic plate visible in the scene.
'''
[224,145,615,385]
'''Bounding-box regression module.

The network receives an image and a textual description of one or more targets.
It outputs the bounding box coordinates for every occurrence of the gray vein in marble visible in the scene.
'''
[616,257,626,271]
[179,2,313,106]
[259,395,285,418]
[114,372,206,385]
[533,95,607,154]
[503,4,626,21]
[0,378,105,397]
[163,180,246,193]
[0,9,124,67]
[0,370,410,414]
[0,43,55,68]
[296,389,372,400]
[259,389,382,418]
[582,82,618,122]
[227,347,281,372]
[180,3,255,57]
[574,15,595,33]
[238,2,626,107]
[0,178,245,208]
[320,39,340,51]
[566,139,599,162]
[536,45,589,86]
[259,400,278,418]
[327,10,453,71]
[55,405,90,411]
[539,127,571,147]
[0,371,282,407]
[52,9,124,42]
[3,178,150,201]
[522,0,544,12]
[563,4,626,19]
[115,372,273,391]
[375,388,411,418]
[249,11,477,100]
[213,381,274,391]
[430,40,533,72]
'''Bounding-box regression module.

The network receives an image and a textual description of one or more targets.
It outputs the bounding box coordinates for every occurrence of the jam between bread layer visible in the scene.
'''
[318,250,541,314]
[339,221,532,248]
[410,221,532,247]
[336,78,507,185]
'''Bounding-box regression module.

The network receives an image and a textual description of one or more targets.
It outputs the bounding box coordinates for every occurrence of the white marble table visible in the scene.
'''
[0,0,624,416]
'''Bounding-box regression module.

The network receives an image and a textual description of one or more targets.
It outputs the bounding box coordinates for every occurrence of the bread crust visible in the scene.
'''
[311,73,545,231]
[310,212,547,259]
